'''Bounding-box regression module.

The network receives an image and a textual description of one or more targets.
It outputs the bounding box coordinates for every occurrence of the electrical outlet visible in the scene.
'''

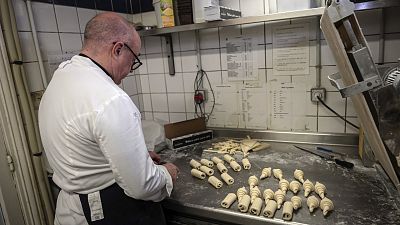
[311,88,326,102]
[194,90,207,103]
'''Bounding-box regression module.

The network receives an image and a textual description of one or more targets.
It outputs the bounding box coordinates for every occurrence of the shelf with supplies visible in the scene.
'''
[139,7,325,37]
[138,0,400,37]
[137,0,400,76]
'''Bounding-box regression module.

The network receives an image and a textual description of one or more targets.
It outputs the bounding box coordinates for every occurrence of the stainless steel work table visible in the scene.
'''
[159,132,400,225]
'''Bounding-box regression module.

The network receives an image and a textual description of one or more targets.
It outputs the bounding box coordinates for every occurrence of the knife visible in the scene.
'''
[316,146,346,157]
[293,145,354,169]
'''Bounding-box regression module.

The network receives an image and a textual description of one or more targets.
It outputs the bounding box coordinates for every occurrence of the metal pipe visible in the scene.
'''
[27,0,48,88]
[378,8,385,65]
[316,16,322,87]
[195,29,202,71]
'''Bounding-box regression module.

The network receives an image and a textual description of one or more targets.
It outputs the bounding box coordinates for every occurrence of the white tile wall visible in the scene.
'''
[77,8,97,33]
[318,117,345,133]
[199,28,219,49]
[180,51,198,72]
[144,112,154,120]
[138,94,144,111]
[346,98,357,117]
[172,33,181,52]
[305,116,317,132]
[37,32,62,60]
[122,76,137,96]
[12,0,31,31]
[185,93,196,113]
[59,33,82,53]
[167,93,185,112]
[219,26,241,47]
[14,3,400,133]
[240,0,264,17]
[24,62,44,92]
[148,74,166,93]
[179,31,196,51]
[146,54,165,74]
[55,5,80,33]
[19,32,37,62]
[142,94,152,111]
[172,52,183,73]
[152,112,169,122]
[138,55,148,74]
[200,49,221,71]
[31,2,58,32]
[169,113,187,123]
[321,39,337,66]
[319,92,346,117]
[165,73,184,93]
[241,23,265,45]
[139,75,150,93]
[130,95,140,109]
[346,117,360,134]
[183,72,197,93]
[144,36,163,54]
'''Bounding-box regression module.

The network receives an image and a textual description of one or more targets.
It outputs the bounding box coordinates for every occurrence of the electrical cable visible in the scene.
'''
[317,96,360,130]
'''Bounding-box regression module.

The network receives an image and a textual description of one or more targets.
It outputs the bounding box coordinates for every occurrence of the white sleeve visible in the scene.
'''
[93,94,173,202]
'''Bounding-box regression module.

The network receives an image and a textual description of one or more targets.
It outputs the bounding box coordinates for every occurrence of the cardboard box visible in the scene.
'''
[164,117,213,149]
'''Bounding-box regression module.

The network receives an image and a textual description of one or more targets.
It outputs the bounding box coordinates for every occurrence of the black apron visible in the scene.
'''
[79,183,167,225]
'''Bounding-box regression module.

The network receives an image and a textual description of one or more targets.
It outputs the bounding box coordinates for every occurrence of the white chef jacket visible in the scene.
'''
[39,55,173,225]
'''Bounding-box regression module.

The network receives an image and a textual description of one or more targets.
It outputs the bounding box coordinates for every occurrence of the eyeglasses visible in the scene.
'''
[113,42,142,72]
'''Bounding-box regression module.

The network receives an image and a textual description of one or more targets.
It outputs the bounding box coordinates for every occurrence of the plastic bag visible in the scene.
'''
[142,119,166,152]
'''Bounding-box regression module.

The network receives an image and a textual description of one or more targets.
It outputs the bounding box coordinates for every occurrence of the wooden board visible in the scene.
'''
[320,8,400,190]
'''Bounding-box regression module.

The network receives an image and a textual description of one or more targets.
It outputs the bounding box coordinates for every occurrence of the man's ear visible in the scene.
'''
[113,42,123,56]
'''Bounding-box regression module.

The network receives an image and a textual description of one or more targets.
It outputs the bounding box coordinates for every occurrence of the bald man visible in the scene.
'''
[39,12,179,225]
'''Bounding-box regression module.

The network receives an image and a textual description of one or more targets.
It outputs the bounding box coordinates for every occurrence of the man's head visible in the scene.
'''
[81,12,141,84]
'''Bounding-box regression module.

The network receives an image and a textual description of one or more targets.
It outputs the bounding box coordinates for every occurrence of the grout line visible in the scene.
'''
[177,32,190,120]
[51,2,63,54]
[159,37,170,122]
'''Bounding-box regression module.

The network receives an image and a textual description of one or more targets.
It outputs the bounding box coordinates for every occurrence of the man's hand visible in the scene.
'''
[162,163,179,183]
[148,151,161,164]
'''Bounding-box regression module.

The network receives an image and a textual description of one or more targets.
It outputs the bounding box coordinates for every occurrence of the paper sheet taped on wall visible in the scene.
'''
[207,85,268,129]
[208,85,241,128]
[273,23,309,76]
[269,82,307,131]
[241,87,268,129]
[226,36,258,81]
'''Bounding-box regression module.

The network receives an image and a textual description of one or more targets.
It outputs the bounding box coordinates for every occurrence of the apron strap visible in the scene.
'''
[79,183,167,225]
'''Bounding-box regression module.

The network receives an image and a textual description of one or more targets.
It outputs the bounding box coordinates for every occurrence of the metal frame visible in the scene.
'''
[211,128,359,147]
